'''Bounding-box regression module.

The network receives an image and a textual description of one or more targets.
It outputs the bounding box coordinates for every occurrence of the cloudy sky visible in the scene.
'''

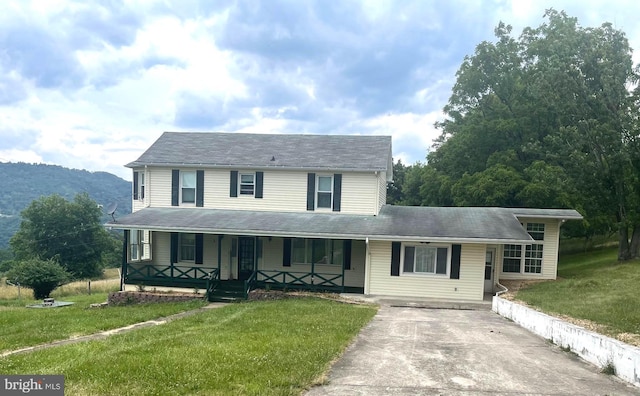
[1,0,639,181]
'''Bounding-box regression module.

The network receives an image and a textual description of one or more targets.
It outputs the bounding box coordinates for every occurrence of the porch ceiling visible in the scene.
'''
[103,205,580,244]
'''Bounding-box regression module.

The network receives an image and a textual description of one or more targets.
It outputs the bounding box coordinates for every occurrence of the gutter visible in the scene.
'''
[105,222,533,245]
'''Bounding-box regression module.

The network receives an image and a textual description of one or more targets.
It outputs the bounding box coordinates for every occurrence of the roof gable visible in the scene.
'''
[127,132,392,172]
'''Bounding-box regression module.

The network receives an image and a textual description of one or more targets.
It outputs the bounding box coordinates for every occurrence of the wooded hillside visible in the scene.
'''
[0,162,131,248]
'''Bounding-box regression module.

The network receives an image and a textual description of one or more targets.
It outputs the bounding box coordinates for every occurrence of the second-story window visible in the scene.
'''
[181,171,196,204]
[316,175,333,209]
[239,173,255,195]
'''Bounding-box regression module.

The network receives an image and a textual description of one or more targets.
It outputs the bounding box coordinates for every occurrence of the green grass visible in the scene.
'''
[516,247,640,337]
[0,293,206,352]
[0,298,377,396]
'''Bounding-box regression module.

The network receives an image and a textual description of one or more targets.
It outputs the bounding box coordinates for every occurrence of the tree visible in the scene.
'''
[10,193,112,279]
[6,258,70,299]
[424,10,639,259]
[386,159,409,205]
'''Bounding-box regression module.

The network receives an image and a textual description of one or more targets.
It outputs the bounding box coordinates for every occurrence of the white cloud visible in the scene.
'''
[0,0,639,181]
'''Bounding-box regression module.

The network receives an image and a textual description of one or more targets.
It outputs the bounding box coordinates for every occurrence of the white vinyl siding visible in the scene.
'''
[339,172,378,215]
[368,240,485,301]
[147,168,380,215]
[499,218,561,280]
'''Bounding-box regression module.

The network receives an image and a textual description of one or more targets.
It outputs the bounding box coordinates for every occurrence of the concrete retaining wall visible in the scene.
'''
[493,296,640,387]
[108,291,204,305]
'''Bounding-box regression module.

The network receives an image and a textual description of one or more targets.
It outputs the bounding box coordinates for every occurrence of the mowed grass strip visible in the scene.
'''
[515,247,640,337]
[0,298,377,396]
[0,293,206,352]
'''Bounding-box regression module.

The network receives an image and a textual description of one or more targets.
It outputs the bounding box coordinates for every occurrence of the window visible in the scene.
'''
[292,238,343,265]
[316,176,333,209]
[239,173,255,195]
[181,171,196,204]
[502,244,522,273]
[130,230,141,261]
[129,230,151,261]
[402,245,448,275]
[527,223,545,241]
[525,244,543,273]
[139,172,145,200]
[180,233,196,262]
[502,222,546,274]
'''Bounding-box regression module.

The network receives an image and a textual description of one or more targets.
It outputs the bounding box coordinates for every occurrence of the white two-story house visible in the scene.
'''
[108,132,582,301]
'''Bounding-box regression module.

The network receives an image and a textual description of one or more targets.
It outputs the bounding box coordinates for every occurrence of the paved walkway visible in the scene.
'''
[306,306,640,395]
[0,303,226,358]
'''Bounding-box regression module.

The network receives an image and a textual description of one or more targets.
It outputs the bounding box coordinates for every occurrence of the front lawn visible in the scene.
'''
[0,298,377,395]
[514,247,640,342]
[0,293,206,352]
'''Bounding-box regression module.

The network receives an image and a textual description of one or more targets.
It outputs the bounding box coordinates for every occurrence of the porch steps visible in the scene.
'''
[207,281,246,302]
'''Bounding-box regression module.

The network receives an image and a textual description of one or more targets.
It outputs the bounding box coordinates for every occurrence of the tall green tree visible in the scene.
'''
[10,193,112,278]
[423,10,639,259]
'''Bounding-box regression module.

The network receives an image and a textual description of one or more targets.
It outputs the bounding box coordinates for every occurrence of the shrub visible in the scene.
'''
[6,258,71,299]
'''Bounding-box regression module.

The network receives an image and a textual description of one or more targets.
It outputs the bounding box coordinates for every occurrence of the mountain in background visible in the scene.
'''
[0,162,132,248]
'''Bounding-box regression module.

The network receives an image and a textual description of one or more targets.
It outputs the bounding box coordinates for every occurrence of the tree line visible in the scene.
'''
[388,10,640,261]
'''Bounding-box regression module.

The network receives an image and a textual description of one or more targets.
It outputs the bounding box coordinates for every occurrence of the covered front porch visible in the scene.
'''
[123,231,366,301]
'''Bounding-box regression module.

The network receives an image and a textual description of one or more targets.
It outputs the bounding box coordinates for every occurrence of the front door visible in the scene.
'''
[237,237,255,281]
[484,249,495,293]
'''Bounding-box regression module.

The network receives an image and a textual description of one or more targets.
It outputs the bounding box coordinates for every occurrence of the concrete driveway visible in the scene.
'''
[306,306,639,395]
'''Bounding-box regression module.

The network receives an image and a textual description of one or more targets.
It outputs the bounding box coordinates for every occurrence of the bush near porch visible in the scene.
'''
[0,298,377,396]
[511,247,640,346]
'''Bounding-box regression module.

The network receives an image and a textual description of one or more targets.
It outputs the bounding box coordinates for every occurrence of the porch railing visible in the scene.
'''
[255,270,344,291]
[126,264,217,288]
[244,271,257,299]
[205,269,221,300]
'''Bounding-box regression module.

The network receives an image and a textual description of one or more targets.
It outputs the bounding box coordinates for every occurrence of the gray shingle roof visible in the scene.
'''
[126,132,392,172]
[107,205,581,243]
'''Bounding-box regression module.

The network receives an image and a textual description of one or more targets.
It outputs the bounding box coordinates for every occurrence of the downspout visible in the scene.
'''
[364,237,371,295]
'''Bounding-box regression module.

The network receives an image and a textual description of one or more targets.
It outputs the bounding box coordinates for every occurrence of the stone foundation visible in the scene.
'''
[108,291,204,305]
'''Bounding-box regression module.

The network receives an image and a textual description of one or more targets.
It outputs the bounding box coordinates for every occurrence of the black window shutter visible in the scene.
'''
[450,244,461,279]
[171,169,179,206]
[195,233,204,264]
[170,232,179,264]
[283,238,292,267]
[196,170,204,207]
[307,173,316,211]
[230,171,238,197]
[255,171,264,199]
[391,241,401,276]
[133,171,139,200]
[333,174,342,212]
[343,239,352,270]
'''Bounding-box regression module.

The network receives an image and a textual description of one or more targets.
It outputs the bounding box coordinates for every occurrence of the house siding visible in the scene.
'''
[145,167,379,215]
[368,240,486,301]
[339,172,378,215]
[499,218,561,281]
